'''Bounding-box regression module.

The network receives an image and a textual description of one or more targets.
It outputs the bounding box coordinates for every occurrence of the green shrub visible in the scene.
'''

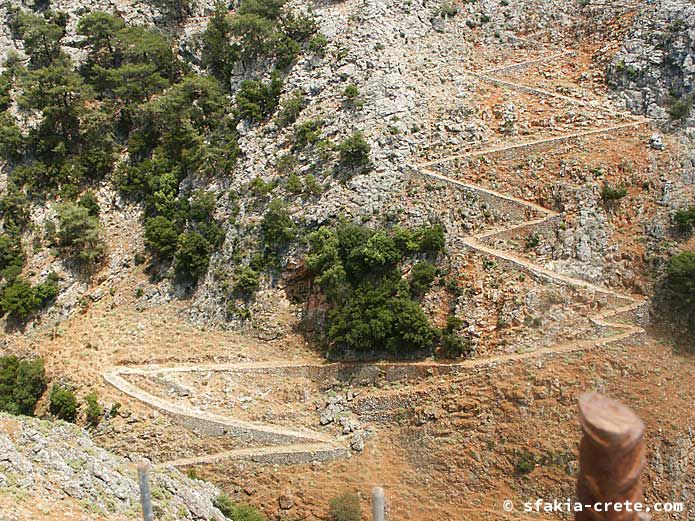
[668,95,693,121]
[84,391,102,428]
[336,131,372,178]
[0,113,24,161]
[14,11,65,67]
[601,184,628,202]
[233,266,260,296]
[416,224,446,253]
[249,176,276,197]
[665,251,695,308]
[409,261,437,296]
[214,494,266,521]
[201,4,236,83]
[56,203,105,268]
[0,234,25,279]
[306,222,443,356]
[328,492,361,521]
[276,90,305,127]
[275,154,297,175]
[438,316,472,358]
[144,216,180,261]
[327,276,437,354]
[308,33,328,55]
[175,232,214,283]
[49,384,78,422]
[674,206,695,234]
[78,191,100,216]
[342,84,362,107]
[515,449,536,475]
[304,174,322,195]
[1,278,38,320]
[236,73,283,122]
[0,356,46,416]
[294,119,323,148]
[261,199,295,251]
[286,173,303,193]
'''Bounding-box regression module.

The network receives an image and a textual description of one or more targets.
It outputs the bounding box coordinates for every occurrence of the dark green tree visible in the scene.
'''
[49,384,78,422]
[0,356,46,416]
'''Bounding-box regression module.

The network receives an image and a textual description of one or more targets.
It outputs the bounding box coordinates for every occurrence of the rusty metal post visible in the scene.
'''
[138,463,154,521]
[576,392,647,521]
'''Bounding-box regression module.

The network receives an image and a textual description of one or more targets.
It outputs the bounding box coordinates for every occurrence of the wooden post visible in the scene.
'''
[576,392,647,521]
[138,463,155,521]
[372,486,385,521]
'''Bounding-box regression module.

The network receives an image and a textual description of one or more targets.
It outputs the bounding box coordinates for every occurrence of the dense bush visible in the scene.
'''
[233,266,261,296]
[84,391,102,428]
[294,119,323,148]
[306,222,444,356]
[202,4,237,84]
[0,233,25,279]
[328,492,361,521]
[601,183,628,203]
[438,316,472,359]
[261,199,295,251]
[327,276,437,354]
[409,261,437,296]
[0,356,46,416]
[0,273,59,321]
[336,131,372,178]
[657,251,695,350]
[674,206,695,234]
[214,494,266,521]
[56,203,105,268]
[175,232,215,283]
[49,384,78,422]
[665,251,695,308]
[236,73,283,122]
[668,95,693,121]
[276,89,305,127]
[144,216,179,262]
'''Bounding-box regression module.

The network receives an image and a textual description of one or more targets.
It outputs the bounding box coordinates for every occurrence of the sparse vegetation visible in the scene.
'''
[674,206,695,234]
[668,95,693,121]
[601,184,628,203]
[328,492,361,521]
[214,494,266,521]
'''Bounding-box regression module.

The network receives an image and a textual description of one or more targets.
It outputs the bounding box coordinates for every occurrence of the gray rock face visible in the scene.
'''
[607,0,695,127]
[0,414,226,520]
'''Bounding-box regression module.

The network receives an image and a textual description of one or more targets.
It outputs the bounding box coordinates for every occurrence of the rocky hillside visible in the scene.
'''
[0,413,226,520]
[608,0,694,127]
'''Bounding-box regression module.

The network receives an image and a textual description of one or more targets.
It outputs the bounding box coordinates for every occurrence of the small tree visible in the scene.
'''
[49,384,78,422]
[0,356,46,416]
[261,199,295,251]
[144,216,180,261]
[175,232,213,283]
[84,391,102,428]
[409,261,437,296]
[674,206,695,234]
[1,278,38,320]
[336,131,372,179]
[329,492,361,521]
[56,203,105,269]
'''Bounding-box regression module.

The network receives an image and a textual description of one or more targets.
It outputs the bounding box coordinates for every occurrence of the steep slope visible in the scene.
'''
[0,413,226,520]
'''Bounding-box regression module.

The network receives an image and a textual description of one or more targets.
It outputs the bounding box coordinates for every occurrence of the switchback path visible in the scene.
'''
[104,51,650,468]
[104,162,647,467]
